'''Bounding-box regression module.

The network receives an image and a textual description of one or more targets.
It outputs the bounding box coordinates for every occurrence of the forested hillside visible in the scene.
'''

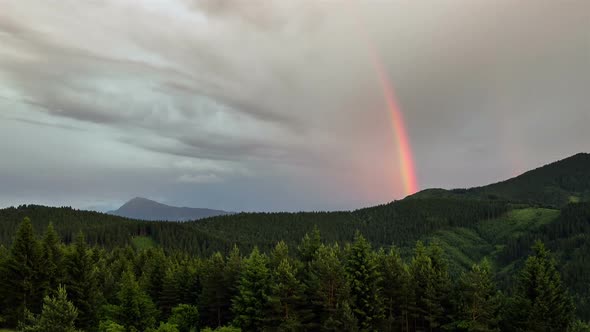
[0,153,589,330]
[0,219,586,331]
[412,153,590,207]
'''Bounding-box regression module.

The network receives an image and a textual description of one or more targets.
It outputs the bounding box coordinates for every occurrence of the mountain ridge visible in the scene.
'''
[108,196,230,221]
[409,152,590,207]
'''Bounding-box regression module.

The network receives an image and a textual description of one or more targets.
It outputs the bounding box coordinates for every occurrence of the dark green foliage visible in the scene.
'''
[453,259,500,332]
[0,216,583,331]
[306,243,353,330]
[40,223,65,296]
[107,269,158,331]
[159,267,181,315]
[202,326,242,332]
[297,226,322,263]
[167,304,199,332]
[19,285,79,332]
[409,241,453,331]
[409,242,435,331]
[267,258,306,330]
[471,153,590,207]
[232,248,271,331]
[345,232,384,331]
[377,247,411,332]
[200,252,231,328]
[65,232,100,330]
[147,322,180,332]
[0,217,44,325]
[507,242,575,331]
[143,248,169,313]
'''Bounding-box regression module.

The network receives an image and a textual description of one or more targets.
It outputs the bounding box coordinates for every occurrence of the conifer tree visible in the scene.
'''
[270,241,290,269]
[65,232,99,330]
[409,241,435,331]
[201,252,229,328]
[111,269,158,331]
[345,232,383,331]
[40,223,64,296]
[1,217,44,325]
[307,244,352,330]
[160,266,183,317]
[232,247,271,331]
[454,259,500,332]
[297,226,322,263]
[176,261,201,306]
[220,245,242,326]
[425,242,453,330]
[510,241,575,331]
[20,285,79,332]
[144,249,168,311]
[168,304,199,332]
[268,258,306,330]
[378,247,411,332]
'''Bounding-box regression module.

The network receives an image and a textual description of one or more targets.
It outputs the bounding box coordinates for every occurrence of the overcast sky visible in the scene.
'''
[0,0,588,212]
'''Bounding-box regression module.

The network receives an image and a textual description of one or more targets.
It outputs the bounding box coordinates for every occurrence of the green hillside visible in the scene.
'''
[412,153,590,207]
[0,153,589,325]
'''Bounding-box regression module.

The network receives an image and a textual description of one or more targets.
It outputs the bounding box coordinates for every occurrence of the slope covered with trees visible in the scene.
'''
[0,220,585,331]
[0,153,590,330]
[412,153,590,207]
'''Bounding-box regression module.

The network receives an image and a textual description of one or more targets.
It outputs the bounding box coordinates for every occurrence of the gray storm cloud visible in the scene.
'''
[0,0,588,211]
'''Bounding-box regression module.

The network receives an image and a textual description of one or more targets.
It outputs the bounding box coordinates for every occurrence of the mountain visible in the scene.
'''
[108,197,230,221]
[411,153,590,207]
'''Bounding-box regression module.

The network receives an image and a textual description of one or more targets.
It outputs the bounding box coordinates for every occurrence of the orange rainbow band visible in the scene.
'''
[366,42,419,196]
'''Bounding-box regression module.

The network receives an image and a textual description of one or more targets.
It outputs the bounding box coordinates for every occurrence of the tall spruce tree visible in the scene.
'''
[378,247,412,332]
[510,241,575,331]
[425,242,453,330]
[270,241,290,269]
[200,252,230,328]
[345,232,384,331]
[454,259,500,332]
[307,243,354,331]
[297,226,322,263]
[110,269,158,331]
[1,217,44,325]
[222,245,242,326]
[268,258,306,331]
[232,247,271,331]
[40,223,64,296]
[19,285,79,332]
[167,304,200,332]
[65,232,99,330]
[159,266,183,317]
[143,249,168,312]
[409,241,435,332]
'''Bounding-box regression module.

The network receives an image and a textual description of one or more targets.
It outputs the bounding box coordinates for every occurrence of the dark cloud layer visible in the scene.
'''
[0,0,588,211]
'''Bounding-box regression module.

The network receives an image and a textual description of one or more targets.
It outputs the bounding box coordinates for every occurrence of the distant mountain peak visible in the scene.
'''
[129,196,151,202]
[109,197,230,221]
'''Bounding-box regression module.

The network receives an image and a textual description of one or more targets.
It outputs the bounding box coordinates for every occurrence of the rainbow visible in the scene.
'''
[350,9,419,196]
[370,52,419,196]
[352,20,419,196]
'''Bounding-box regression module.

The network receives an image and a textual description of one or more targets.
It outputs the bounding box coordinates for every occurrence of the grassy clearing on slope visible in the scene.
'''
[420,208,559,275]
[131,236,156,250]
[425,227,494,273]
[476,207,559,244]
